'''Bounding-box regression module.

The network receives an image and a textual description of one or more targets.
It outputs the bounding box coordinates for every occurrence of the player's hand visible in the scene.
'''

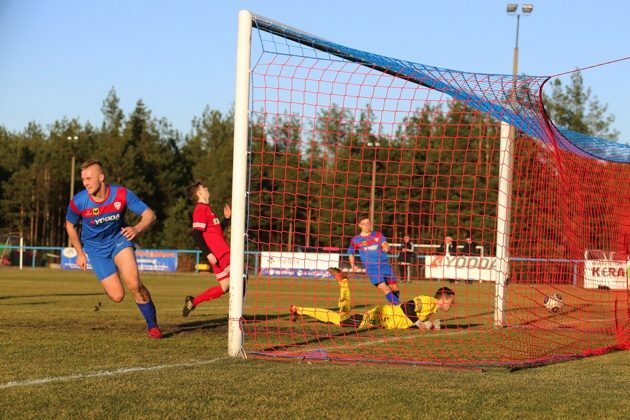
[207,253,218,265]
[382,242,390,252]
[416,320,434,330]
[121,226,140,240]
[76,252,88,270]
[223,204,231,219]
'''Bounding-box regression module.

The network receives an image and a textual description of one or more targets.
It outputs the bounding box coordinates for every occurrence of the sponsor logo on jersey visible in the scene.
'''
[91,213,121,225]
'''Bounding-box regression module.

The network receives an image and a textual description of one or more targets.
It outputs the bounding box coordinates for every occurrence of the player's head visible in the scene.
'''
[357,217,372,233]
[327,267,345,280]
[186,181,210,203]
[434,286,455,312]
[445,236,453,244]
[466,236,473,244]
[80,159,105,197]
[404,235,410,242]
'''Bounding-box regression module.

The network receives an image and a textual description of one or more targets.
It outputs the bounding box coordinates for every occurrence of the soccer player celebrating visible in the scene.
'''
[348,217,400,304]
[65,159,162,339]
[182,182,231,317]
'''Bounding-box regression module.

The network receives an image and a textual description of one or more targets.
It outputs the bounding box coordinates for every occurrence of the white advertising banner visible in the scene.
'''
[259,252,340,278]
[425,255,500,282]
[584,260,628,290]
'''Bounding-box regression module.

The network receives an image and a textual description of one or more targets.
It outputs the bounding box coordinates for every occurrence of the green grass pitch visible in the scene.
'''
[0,268,628,418]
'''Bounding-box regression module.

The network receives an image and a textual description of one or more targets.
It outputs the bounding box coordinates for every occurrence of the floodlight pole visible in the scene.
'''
[495,4,533,327]
[68,135,78,247]
[368,141,380,225]
[228,9,252,358]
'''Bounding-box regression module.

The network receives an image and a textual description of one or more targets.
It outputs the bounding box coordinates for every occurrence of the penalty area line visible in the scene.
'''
[0,357,230,390]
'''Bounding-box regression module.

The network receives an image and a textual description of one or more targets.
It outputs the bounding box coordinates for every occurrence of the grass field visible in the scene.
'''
[1,268,629,418]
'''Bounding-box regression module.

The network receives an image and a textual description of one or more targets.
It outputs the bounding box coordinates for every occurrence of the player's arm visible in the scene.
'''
[347,243,357,271]
[191,229,217,265]
[121,208,157,241]
[65,220,87,270]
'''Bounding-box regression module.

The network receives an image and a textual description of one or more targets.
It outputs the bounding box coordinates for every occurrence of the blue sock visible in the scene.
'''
[137,300,158,329]
[385,292,400,304]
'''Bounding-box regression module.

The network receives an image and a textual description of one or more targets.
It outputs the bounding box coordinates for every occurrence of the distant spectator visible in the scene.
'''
[437,235,457,256]
[398,235,416,283]
[461,235,479,255]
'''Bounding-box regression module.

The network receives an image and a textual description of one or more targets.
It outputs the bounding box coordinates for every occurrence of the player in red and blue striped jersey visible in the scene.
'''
[65,159,163,339]
[348,217,400,304]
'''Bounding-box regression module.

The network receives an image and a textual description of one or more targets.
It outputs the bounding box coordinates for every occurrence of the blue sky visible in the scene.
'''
[1,0,628,142]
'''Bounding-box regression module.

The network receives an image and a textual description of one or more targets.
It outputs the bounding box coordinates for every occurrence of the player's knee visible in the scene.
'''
[220,279,230,293]
[108,292,125,303]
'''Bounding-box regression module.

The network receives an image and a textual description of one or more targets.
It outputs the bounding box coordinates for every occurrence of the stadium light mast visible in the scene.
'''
[67,135,78,247]
[507,3,534,77]
[367,141,380,225]
[495,3,534,327]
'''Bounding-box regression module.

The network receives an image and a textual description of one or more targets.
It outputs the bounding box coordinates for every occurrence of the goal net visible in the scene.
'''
[229,11,630,367]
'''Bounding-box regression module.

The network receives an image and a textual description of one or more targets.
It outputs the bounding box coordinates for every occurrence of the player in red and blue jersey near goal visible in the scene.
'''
[181,182,231,317]
[65,159,163,339]
[348,217,400,304]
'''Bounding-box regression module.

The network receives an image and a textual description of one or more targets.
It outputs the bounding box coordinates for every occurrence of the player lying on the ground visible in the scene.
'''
[289,267,455,330]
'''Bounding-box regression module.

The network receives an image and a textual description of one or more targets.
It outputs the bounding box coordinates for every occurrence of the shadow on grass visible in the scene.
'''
[165,316,230,338]
[441,323,483,329]
[0,292,101,301]
[2,301,57,306]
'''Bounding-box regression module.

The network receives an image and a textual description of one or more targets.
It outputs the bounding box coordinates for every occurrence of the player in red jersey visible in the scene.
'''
[182,181,231,317]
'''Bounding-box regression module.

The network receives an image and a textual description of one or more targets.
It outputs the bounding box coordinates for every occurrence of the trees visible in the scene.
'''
[543,71,619,140]
[0,75,620,254]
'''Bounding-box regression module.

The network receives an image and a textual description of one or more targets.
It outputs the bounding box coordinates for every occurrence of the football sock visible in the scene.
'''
[338,280,351,314]
[298,307,342,325]
[137,300,158,329]
[385,292,400,304]
[193,285,225,306]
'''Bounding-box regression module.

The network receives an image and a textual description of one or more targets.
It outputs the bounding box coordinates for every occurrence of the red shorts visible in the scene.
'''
[211,253,230,281]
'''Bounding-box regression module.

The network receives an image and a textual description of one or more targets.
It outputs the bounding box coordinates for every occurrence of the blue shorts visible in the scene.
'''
[86,237,135,281]
[365,264,397,287]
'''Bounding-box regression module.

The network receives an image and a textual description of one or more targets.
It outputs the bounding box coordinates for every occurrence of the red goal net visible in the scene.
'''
[236,14,630,367]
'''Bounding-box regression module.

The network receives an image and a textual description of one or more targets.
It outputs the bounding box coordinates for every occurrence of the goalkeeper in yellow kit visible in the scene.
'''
[289,267,455,330]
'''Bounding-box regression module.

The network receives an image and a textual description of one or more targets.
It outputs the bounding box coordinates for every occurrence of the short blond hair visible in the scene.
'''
[80,159,103,171]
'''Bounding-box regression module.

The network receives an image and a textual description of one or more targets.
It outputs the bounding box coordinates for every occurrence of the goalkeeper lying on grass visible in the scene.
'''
[289,267,455,330]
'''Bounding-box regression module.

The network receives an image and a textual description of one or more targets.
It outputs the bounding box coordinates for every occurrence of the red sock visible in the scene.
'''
[193,285,225,306]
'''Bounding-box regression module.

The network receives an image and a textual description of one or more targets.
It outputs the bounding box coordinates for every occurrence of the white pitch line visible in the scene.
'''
[0,357,229,390]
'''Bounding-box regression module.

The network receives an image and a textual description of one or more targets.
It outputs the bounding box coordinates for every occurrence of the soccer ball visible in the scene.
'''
[544,293,564,313]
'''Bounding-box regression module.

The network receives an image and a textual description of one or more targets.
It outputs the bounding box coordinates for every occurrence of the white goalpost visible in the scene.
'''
[227,10,252,357]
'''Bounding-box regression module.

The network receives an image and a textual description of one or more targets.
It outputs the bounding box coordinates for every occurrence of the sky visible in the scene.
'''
[1,0,629,142]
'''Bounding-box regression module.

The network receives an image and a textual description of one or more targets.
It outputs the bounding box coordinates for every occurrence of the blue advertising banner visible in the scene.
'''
[61,248,178,273]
